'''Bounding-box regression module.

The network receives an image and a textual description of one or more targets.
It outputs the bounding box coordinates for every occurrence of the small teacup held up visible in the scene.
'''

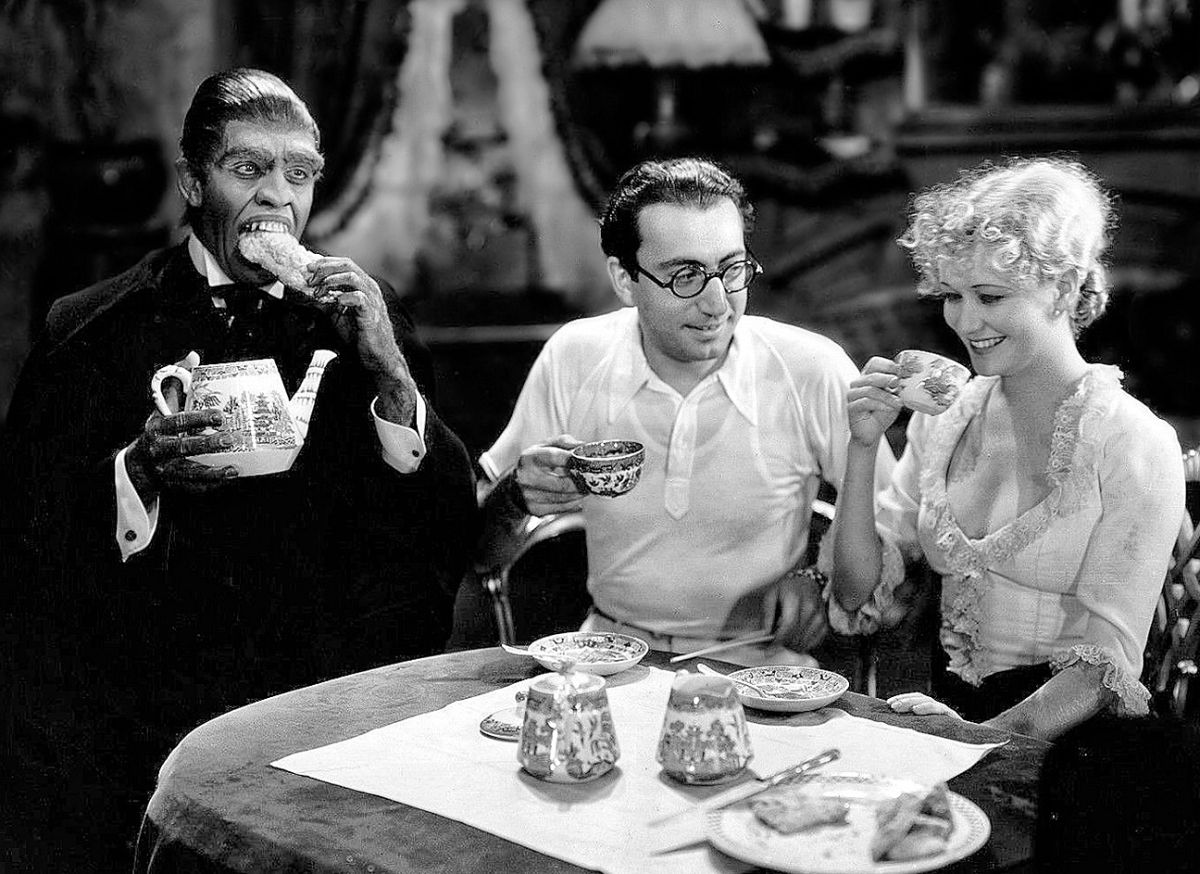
[892,349,970,416]
[149,350,336,477]
[567,439,645,497]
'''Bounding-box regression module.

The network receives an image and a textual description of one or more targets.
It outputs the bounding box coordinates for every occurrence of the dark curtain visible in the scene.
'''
[526,0,609,211]
[231,0,412,218]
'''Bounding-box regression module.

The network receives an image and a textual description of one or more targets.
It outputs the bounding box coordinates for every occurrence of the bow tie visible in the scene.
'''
[212,283,274,322]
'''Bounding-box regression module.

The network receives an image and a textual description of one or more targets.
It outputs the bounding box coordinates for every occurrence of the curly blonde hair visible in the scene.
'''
[897,157,1115,332]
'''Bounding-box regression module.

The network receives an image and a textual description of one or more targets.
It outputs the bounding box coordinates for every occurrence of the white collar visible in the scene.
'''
[606,309,758,426]
[187,234,284,300]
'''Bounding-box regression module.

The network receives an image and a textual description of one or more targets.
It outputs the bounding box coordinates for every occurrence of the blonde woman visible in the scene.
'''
[828,158,1184,740]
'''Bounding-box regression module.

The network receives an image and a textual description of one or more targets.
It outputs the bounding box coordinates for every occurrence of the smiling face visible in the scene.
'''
[938,247,1076,378]
[177,119,324,285]
[608,199,749,392]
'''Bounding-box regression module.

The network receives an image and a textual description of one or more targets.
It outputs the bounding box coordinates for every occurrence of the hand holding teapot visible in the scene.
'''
[125,353,237,503]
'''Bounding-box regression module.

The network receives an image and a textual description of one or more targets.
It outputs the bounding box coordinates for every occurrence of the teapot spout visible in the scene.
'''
[289,349,337,441]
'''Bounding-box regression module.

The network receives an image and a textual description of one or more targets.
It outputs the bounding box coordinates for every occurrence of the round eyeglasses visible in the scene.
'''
[632,257,763,299]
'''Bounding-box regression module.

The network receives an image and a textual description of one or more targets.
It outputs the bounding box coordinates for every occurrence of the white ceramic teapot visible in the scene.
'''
[150,350,336,477]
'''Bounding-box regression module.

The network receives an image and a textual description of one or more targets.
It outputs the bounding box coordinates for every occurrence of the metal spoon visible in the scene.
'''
[697,662,769,696]
[500,643,575,674]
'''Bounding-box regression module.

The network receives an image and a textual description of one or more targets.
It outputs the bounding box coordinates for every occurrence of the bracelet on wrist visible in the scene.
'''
[787,566,829,589]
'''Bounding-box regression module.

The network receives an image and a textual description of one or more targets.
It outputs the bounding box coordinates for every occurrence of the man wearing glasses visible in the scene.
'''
[476,157,895,665]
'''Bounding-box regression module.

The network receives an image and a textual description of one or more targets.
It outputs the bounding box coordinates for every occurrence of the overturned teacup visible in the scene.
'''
[656,671,752,784]
[518,670,619,783]
[568,440,645,497]
[893,350,970,416]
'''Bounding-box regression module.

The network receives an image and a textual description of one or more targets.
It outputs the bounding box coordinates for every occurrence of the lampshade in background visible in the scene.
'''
[573,0,770,150]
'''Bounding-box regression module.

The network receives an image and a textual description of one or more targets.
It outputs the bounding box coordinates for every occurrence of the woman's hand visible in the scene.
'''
[848,357,904,447]
[887,692,962,719]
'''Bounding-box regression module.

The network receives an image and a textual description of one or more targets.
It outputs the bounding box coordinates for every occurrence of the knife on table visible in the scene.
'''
[647,748,840,853]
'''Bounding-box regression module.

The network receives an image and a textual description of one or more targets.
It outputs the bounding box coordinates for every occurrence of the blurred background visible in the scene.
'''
[2,0,1200,460]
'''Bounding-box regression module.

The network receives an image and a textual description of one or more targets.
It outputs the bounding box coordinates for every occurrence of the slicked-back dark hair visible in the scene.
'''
[179,68,320,225]
[598,157,756,275]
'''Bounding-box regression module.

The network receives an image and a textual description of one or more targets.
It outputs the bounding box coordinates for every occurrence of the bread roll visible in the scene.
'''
[238,232,321,291]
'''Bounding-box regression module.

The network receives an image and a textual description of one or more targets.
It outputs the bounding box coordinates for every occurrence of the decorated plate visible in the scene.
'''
[706,772,991,874]
[526,631,649,676]
[729,665,849,712]
[479,706,523,741]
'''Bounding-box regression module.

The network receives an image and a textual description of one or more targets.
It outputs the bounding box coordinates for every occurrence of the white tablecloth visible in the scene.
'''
[273,666,1003,874]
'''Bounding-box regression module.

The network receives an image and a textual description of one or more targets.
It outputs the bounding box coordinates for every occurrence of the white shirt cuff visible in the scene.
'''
[478,452,504,484]
[372,392,427,473]
[115,446,159,560]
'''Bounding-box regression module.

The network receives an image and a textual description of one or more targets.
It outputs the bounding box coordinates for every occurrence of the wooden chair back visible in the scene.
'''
[1143,447,1200,719]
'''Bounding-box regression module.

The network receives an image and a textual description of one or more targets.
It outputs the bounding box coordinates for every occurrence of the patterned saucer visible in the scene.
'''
[527,631,649,676]
[479,706,523,741]
[729,665,849,713]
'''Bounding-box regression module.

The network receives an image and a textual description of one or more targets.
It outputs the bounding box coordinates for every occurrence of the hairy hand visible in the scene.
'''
[125,408,238,503]
[305,258,398,369]
[305,257,417,423]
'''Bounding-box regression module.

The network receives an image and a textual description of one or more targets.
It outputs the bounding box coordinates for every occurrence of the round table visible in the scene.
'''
[135,648,1049,873]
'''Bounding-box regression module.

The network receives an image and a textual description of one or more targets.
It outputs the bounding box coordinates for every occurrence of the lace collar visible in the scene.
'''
[919,364,1123,682]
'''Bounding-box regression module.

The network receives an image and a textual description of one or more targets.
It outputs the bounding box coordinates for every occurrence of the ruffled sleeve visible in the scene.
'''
[822,412,935,635]
[1049,394,1185,716]
[1050,645,1151,716]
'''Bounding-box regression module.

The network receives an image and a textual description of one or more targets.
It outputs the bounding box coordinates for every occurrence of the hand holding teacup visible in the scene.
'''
[567,440,645,497]
[514,435,587,516]
[514,436,646,516]
[892,350,970,415]
[849,350,970,446]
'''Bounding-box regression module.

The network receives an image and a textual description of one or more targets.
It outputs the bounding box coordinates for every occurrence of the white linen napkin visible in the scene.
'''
[273,667,1003,874]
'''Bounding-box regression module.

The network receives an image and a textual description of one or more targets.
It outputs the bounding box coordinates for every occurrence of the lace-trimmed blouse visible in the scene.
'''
[826,365,1184,715]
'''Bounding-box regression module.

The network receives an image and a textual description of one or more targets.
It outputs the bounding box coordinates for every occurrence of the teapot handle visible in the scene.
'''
[151,364,193,416]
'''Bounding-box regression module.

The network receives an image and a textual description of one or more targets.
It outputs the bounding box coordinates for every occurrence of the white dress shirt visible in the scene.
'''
[482,307,895,640]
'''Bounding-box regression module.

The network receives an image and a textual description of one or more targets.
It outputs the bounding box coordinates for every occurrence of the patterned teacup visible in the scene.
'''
[518,671,619,783]
[568,440,645,497]
[656,670,752,784]
[893,349,970,416]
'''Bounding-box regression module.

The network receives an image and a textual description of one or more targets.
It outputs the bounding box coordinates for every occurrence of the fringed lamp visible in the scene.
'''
[573,0,770,150]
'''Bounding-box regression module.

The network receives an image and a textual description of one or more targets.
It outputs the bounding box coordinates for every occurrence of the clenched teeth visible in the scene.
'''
[240,220,291,235]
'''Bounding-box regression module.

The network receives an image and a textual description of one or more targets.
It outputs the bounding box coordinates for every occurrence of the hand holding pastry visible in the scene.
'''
[237,231,327,298]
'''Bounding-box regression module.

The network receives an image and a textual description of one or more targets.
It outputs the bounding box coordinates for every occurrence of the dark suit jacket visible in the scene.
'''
[0,243,477,868]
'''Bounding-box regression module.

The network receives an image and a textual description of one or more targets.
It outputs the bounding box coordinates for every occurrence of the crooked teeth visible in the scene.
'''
[242,220,290,234]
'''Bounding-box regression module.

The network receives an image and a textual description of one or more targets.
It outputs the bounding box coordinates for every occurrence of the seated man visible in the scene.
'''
[0,68,476,870]
[476,157,894,665]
